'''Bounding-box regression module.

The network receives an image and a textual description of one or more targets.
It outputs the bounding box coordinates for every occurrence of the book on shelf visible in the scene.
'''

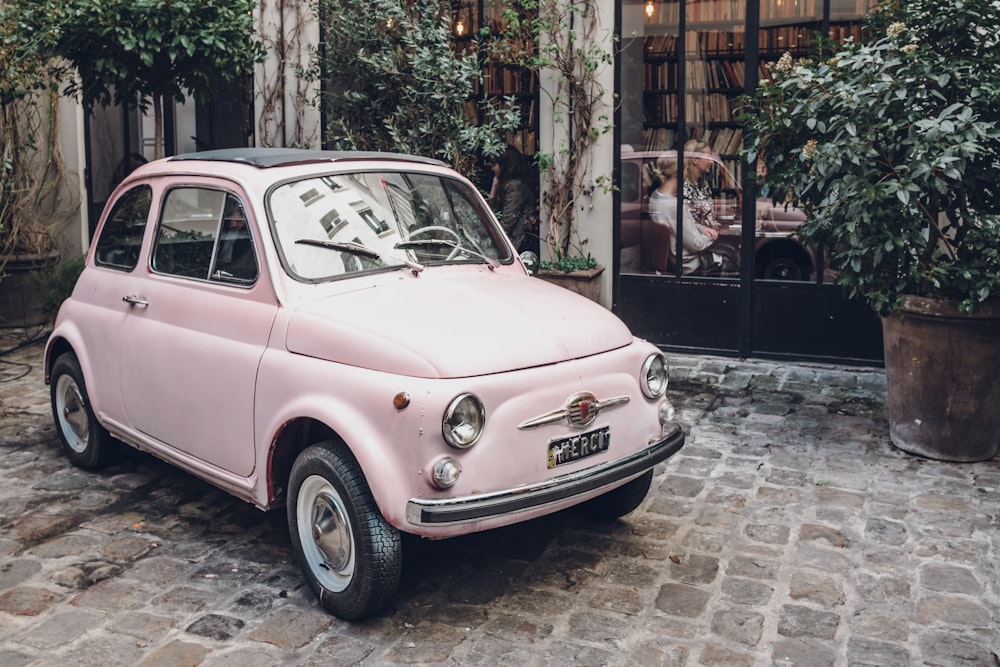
[642,127,678,152]
[687,0,745,24]
[759,0,819,21]
[644,34,679,57]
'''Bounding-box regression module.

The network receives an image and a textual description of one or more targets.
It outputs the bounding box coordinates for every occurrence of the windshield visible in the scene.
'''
[269,170,510,281]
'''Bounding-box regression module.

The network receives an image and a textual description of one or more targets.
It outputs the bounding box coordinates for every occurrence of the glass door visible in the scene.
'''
[616,0,884,363]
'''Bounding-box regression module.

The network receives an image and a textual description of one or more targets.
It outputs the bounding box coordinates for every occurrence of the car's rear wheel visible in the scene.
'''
[582,469,654,520]
[757,247,811,281]
[287,442,401,620]
[50,352,117,469]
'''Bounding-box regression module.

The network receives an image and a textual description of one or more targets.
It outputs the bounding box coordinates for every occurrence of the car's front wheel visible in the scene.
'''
[287,442,402,620]
[50,352,117,469]
[582,469,654,520]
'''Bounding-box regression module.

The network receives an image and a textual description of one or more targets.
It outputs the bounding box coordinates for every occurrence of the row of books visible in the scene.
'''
[643,59,763,90]
[639,127,744,160]
[477,66,537,96]
[644,0,871,28]
[644,92,739,124]
[644,21,861,57]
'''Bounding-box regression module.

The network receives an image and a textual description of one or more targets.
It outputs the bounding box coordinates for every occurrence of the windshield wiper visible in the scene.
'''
[394,239,498,270]
[296,238,424,274]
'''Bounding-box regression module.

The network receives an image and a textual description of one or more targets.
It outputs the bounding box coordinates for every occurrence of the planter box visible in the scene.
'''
[0,251,61,328]
[535,265,605,303]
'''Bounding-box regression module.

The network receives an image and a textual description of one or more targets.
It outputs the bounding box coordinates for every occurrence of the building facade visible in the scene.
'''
[53,0,882,363]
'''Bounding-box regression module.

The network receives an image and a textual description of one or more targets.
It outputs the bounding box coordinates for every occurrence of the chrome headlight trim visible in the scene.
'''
[641,353,669,398]
[432,457,462,489]
[442,393,485,448]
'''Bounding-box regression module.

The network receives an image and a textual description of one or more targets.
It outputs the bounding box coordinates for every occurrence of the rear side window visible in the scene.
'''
[152,187,258,284]
[94,185,152,271]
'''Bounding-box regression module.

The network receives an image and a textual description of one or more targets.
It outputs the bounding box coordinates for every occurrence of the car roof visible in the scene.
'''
[167,147,448,169]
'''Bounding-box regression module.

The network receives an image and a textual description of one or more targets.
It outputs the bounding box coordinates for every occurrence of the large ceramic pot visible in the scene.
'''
[882,296,1000,462]
[0,250,61,328]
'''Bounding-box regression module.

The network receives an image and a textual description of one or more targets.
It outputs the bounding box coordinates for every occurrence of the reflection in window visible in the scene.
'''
[94,185,152,271]
[152,188,258,284]
[269,170,509,282]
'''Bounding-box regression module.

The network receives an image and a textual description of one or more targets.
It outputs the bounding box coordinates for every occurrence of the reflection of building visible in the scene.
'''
[46,0,882,363]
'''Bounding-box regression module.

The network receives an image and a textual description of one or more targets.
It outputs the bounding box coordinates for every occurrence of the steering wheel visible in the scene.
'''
[407,225,465,260]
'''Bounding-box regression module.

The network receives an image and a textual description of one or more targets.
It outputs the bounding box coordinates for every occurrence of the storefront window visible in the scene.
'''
[620,0,874,282]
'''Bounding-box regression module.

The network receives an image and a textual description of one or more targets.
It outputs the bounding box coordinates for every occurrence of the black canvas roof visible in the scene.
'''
[168,147,447,169]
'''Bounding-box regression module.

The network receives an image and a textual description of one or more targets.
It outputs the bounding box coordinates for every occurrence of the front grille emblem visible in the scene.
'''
[519,392,629,430]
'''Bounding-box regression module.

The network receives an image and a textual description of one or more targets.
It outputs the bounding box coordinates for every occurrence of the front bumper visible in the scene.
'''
[405,422,685,526]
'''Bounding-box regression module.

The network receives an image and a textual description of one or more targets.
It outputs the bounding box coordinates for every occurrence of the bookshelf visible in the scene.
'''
[453,1,539,158]
[640,2,871,162]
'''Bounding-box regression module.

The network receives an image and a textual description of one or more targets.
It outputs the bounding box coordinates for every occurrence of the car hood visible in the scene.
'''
[284,269,633,378]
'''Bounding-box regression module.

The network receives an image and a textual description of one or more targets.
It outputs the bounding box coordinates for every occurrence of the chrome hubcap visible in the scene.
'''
[297,474,356,592]
[56,375,89,453]
[311,490,352,572]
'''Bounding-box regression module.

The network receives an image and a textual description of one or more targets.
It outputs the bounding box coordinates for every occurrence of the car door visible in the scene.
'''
[118,182,277,477]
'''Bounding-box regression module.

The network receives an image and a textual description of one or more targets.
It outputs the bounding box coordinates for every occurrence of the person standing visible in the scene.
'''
[488,146,537,252]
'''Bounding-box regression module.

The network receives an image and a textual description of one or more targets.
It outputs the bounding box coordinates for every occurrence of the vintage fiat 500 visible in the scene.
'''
[45,148,685,619]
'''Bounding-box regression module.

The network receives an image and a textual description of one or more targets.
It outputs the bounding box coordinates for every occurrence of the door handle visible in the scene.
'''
[122,295,149,306]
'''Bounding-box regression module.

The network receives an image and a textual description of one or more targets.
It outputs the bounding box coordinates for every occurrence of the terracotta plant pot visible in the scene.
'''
[882,296,1000,462]
[535,265,605,303]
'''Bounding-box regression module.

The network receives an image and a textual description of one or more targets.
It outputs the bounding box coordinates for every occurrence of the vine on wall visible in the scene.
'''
[256,0,317,148]
[488,0,615,263]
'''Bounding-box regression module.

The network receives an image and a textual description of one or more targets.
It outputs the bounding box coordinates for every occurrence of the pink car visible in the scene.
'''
[45,148,684,620]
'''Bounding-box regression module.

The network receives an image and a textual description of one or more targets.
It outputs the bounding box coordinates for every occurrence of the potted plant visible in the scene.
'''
[0,3,62,327]
[744,0,1000,461]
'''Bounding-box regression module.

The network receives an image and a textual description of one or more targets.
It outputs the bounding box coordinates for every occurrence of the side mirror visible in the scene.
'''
[519,251,539,276]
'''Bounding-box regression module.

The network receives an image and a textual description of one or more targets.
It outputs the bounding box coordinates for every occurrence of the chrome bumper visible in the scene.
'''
[405,422,685,526]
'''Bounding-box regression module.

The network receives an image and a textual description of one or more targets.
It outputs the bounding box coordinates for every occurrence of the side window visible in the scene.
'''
[152,188,258,284]
[94,185,152,271]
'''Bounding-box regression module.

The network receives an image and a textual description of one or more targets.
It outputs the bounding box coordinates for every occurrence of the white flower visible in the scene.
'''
[886,22,906,39]
[802,139,818,160]
[773,52,794,73]
[901,43,918,54]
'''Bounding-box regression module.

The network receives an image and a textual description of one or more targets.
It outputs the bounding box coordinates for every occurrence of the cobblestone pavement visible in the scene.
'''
[1,326,998,667]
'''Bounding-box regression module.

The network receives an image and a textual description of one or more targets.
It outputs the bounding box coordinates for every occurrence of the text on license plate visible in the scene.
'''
[547,426,611,469]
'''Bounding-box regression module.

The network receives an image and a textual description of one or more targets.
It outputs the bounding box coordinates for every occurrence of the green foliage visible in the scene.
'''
[0,1,59,257]
[743,0,1000,315]
[8,0,264,159]
[304,0,520,177]
[37,253,85,321]
[540,252,598,273]
[40,0,263,111]
[483,0,613,262]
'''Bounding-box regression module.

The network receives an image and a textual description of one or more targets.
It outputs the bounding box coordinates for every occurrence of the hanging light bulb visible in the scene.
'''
[645,0,655,20]
[454,18,467,37]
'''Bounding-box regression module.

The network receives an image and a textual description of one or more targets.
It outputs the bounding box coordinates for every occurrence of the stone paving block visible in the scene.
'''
[0,586,61,616]
[18,609,104,649]
[710,608,764,646]
[135,639,212,667]
[845,636,909,667]
[246,606,334,650]
[777,604,840,640]
[771,637,837,667]
[698,644,755,667]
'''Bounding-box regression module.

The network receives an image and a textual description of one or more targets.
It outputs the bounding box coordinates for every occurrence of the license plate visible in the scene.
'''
[547,426,611,469]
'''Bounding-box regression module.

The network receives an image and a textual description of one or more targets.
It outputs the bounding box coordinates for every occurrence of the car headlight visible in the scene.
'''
[442,393,485,448]
[641,353,669,398]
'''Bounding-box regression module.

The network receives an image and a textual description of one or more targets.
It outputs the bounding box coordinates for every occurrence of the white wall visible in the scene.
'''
[255,0,321,148]
[538,0,618,308]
